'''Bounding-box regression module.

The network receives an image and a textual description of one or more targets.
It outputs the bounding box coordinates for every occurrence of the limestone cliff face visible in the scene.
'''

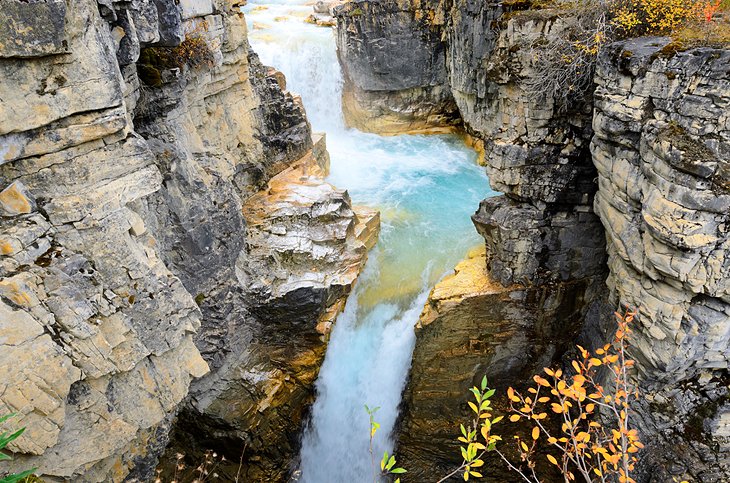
[336,1,605,284]
[334,0,461,134]
[365,4,609,476]
[592,38,730,482]
[0,1,377,481]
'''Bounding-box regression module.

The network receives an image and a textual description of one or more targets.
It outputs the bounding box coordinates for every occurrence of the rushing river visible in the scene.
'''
[242,2,494,481]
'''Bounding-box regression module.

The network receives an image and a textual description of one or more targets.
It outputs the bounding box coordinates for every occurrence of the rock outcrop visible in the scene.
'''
[0,1,377,481]
[592,37,730,482]
[334,0,461,134]
[160,136,378,482]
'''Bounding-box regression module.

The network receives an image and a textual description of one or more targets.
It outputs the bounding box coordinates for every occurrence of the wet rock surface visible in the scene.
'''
[398,246,607,480]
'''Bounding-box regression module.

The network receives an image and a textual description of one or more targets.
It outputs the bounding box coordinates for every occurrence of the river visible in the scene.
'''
[242,2,494,481]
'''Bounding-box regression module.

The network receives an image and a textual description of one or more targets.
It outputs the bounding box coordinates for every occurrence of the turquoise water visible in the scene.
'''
[243,3,495,481]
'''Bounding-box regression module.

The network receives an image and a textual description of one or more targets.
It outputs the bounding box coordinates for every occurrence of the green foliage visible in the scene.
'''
[0,413,36,483]
[364,405,407,483]
[435,376,502,482]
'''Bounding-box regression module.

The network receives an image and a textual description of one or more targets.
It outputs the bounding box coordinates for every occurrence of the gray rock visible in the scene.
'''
[0,0,68,58]
[152,0,184,46]
[593,37,730,481]
[0,1,374,482]
[334,0,460,133]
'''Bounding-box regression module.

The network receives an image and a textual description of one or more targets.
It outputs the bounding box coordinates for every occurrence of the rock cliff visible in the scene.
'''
[356,4,610,477]
[332,1,729,480]
[592,37,730,482]
[0,1,377,481]
[334,0,461,134]
[398,246,605,479]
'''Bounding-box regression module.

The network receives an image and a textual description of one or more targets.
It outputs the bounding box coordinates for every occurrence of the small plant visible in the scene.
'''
[137,21,217,86]
[611,0,697,34]
[365,405,407,482]
[701,0,722,22]
[361,311,644,482]
[437,376,502,482]
[0,413,36,483]
[523,1,612,109]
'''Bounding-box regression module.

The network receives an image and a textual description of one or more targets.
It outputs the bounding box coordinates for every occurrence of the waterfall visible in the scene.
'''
[243,2,494,481]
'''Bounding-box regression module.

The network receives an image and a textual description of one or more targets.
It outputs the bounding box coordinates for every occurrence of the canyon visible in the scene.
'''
[0,0,728,482]
[334,1,729,481]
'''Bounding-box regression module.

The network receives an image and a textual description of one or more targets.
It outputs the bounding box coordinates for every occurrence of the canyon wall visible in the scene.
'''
[334,1,729,480]
[0,1,377,481]
[592,38,730,481]
[392,5,609,479]
[334,0,461,134]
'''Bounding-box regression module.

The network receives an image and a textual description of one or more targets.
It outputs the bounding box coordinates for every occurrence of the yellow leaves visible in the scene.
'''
[576,431,590,443]
[576,345,589,359]
[452,310,643,483]
[534,375,550,387]
[611,0,701,35]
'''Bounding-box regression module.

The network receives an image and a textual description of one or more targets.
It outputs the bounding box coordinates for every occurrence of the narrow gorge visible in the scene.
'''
[0,1,728,483]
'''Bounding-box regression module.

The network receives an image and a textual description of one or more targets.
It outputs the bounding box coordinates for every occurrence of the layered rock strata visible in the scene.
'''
[592,38,730,482]
[335,1,605,282]
[0,0,378,481]
[374,5,610,476]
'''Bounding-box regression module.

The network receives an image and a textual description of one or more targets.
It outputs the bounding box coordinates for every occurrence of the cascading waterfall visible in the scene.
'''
[243,2,495,481]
